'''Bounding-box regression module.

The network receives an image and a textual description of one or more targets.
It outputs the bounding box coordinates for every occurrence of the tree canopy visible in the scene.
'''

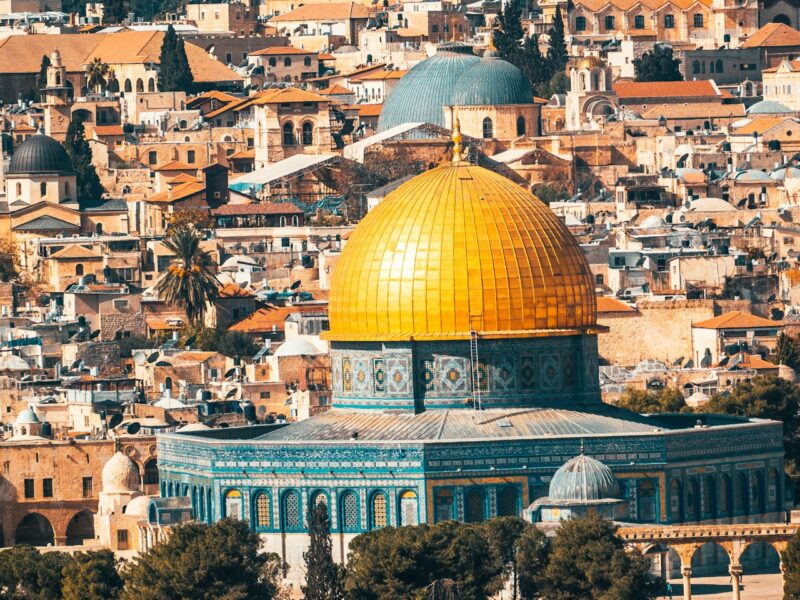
[103,0,129,24]
[36,54,50,92]
[63,116,105,209]
[158,25,194,93]
[775,333,800,370]
[61,551,123,600]
[614,386,688,414]
[121,519,282,600]
[634,45,683,82]
[303,503,345,600]
[783,530,800,599]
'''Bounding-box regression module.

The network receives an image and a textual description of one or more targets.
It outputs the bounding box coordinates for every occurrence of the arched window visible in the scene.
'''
[669,479,683,522]
[279,216,287,227]
[284,57,292,67]
[399,490,418,526]
[224,489,242,519]
[703,476,716,519]
[497,486,519,517]
[96,222,103,235]
[148,78,155,92]
[165,376,172,391]
[340,491,359,532]
[40,182,47,197]
[686,479,699,520]
[304,56,311,67]
[435,489,454,522]
[136,79,144,92]
[482,117,493,139]
[282,490,301,530]
[465,488,485,523]
[734,473,748,514]
[370,492,387,529]
[302,122,313,146]
[124,79,132,93]
[291,215,299,226]
[752,472,765,514]
[254,492,271,528]
[15,182,21,197]
[516,116,526,136]
[282,122,295,146]
[692,60,701,75]
[75,264,84,276]
[719,475,731,516]
[269,57,277,67]
[65,181,70,195]
[637,480,657,522]
[715,59,723,74]
[143,459,158,485]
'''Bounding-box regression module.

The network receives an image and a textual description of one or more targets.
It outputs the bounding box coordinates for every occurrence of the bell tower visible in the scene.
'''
[42,50,69,106]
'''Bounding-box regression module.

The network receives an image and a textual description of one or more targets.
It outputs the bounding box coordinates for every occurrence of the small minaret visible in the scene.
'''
[42,50,69,106]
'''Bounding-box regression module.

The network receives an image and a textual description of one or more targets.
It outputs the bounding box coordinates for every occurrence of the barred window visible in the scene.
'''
[255,493,271,528]
[284,491,301,529]
[341,492,359,531]
[371,493,387,529]
[465,488,485,523]
[498,487,518,517]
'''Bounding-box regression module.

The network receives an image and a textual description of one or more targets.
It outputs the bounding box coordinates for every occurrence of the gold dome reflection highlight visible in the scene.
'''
[326,163,596,341]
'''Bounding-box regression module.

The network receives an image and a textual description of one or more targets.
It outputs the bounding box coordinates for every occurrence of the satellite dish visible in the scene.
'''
[224,367,237,378]
[89,330,101,339]
[226,388,238,399]
[184,335,196,348]
[132,351,146,365]
[70,359,81,370]
[108,413,123,429]
[126,422,141,435]
[155,361,172,367]
[290,280,302,290]
[146,352,159,363]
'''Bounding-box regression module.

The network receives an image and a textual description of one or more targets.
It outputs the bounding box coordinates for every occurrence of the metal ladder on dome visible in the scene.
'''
[469,330,482,411]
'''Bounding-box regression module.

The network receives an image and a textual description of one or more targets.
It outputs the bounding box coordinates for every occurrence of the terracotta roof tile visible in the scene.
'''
[693,311,782,329]
[356,104,382,117]
[218,283,255,298]
[270,2,369,22]
[352,69,406,82]
[596,296,637,313]
[249,46,316,56]
[229,304,325,333]
[319,83,353,95]
[147,181,205,203]
[640,103,745,119]
[154,160,196,172]
[49,245,103,260]
[245,87,328,105]
[228,149,255,160]
[614,80,719,99]
[212,202,303,216]
[732,117,794,136]
[92,125,125,136]
[741,23,800,49]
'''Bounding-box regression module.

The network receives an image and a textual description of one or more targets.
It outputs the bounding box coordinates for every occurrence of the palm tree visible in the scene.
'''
[156,228,220,325]
[85,58,110,93]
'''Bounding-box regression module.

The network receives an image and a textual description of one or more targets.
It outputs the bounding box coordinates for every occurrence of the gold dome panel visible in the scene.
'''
[325,163,596,342]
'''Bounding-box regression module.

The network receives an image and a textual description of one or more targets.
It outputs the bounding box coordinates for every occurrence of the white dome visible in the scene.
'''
[274,339,323,357]
[15,407,39,424]
[124,495,152,517]
[687,197,735,212]
[154,396,186,409]
[102,451,140,493]
[639,215,666,229]
[177,422,211,432]
[0,354,30,371]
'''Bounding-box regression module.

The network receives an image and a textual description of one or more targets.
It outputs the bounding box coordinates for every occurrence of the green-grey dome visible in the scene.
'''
[549,454,619,502]
[451,57,533,106]
[8,132,73,175]
[378,50,479,132]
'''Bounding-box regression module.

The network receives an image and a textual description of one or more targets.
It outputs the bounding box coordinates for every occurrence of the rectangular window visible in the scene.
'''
[604,15,615,30]
[82,477,93,498]
[113,299,129,310]
[431,24,438,32]
[24,479,34,499]
[187,150,196,164]
[260,391,270,399]
[43,478,53,498]
[664,14,674,28]
[148,151,157,165]
[117,530,128,543]
[634,15,645,29]
[575,16,586,31]
[225,52,232,63]
[693,13,703,28]
[613,256,626,267]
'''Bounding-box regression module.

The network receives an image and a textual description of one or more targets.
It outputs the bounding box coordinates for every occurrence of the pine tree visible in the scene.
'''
[547,5,568,73]
[494,0,524,65]
[36,54,50,92]
[633,45,683,82]
[104,0,129,24]
[63,116,105,209]
[159,25,194,93]
[302,503,344,600]
[520,34,548,90]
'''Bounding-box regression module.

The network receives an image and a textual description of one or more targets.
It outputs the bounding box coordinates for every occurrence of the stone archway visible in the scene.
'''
[65,510,95,546]
[14,513,54,546]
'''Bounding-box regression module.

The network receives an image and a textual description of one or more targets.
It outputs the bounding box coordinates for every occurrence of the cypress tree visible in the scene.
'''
[547,5,568,73]
[104,0,129,25]
[159,25,194,93]
[36,54,50,92]
[494,0,524,64]
[63,116,105,209]
[302,503,344,600]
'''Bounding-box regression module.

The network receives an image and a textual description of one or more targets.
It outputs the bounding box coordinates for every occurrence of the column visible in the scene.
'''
[729,564,742,600]
[682,566,693,600]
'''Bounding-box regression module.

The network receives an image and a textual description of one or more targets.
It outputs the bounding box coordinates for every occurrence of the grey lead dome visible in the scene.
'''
[549,454,620,502]
[8,132,74,175]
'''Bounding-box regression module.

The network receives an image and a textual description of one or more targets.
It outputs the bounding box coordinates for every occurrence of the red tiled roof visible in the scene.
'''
[693,311,782,329]
[218,283,254,298]
[249,46,316,56]
[741,23,800,49]
[270,2,369,22]
[614,80,719,100]
[596,297,637,313]
[212,202,303,216]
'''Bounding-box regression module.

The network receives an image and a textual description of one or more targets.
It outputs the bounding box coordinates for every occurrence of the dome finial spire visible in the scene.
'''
[451,108,463,165]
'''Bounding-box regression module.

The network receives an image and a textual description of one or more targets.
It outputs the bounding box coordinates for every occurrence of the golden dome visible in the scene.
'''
[326,163,596,342]
[577,56,605,70]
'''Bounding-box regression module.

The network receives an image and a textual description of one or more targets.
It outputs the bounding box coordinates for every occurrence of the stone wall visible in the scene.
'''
[75,341,123,371]
[99,312,147,342]
[598,299,751,367]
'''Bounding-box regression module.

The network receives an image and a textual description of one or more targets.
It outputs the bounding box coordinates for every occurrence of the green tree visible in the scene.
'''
[775,333,799,369]
[783,530,800,599]
[104,0,129,24]
[519,35,549,93]
[86,58,111,94]
[121,519,282,600]
[535,514,660,600]
[158,25,194,93]
[62,550,123,600]
[481,517,527,598]
[515,526,548,600]
[63,116,105,209]
[303,503,345,600]
[0,546,73,600]
[494,0,524,64]
[547,5,568,73]
[706,375,800,473]
[0,238,20,282]
[179,325,258,357]
[634,45,683,82]
[614,386,687,414]
[36,54,50,92]
[533,70,569,99]
[156,228,219,326]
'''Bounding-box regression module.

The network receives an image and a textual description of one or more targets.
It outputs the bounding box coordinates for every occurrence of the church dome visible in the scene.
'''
[8,132,73,175]
[549,454,619,502]
[576,55,604,70]
[378,49,479,131]
[101,451,140,493]
[326,162,596,342]
[451,57,533,106]
[15,406,39,424]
